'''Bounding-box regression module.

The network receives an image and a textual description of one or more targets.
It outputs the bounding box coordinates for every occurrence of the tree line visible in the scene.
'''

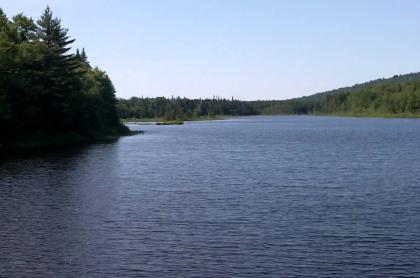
[118,72,420,120]
[117,97,258,120]
[0,7,126,146]
[249,73,420,116]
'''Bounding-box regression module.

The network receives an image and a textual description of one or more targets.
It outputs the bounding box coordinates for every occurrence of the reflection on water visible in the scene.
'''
[1,116,420,277]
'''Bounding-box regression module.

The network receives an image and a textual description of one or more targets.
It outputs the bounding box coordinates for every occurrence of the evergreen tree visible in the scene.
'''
[80,48,88,62]
[35,6,82,132]
[0,7,127,146]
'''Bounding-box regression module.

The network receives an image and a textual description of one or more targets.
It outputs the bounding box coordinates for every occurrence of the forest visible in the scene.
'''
[250,73,420,116]
[117,97,257,120]
[118,73,420,120]
[0,7,128,148]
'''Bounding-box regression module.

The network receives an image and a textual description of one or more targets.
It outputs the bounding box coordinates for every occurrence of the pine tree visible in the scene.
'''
[36,6,82,132]
[0,6,127,145]
[80,48,88,62]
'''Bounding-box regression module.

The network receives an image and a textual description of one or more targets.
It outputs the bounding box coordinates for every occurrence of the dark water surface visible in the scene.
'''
[1,116,420,277]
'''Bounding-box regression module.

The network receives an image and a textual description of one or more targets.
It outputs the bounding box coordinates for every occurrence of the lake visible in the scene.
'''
[1,116,420,277]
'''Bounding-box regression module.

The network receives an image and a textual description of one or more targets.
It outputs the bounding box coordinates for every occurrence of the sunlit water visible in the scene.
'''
[1,116,420,277]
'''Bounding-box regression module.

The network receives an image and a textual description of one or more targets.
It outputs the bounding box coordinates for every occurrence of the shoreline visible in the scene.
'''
[312,112,420,119]
[123,112,420,123]
[2,113,419,152]
[123,115,225,123]
[0,125,143,152]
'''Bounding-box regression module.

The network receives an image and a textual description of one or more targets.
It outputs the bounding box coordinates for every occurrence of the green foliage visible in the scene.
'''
[0,7,124,145]
[248,73,420,116]
[117,97,258,120]
[156,121,184,125]
[118,72,420,120]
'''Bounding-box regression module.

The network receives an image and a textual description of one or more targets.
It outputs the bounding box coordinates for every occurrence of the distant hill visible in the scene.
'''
[303,72,420,101]
[118,72,420,121]
[249,72,420,116]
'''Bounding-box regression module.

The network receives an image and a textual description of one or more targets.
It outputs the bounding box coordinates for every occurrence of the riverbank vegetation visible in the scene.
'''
[0,7,132,149]
[156,121,184,125]
[250,73,420,116]
[118,72,420,120]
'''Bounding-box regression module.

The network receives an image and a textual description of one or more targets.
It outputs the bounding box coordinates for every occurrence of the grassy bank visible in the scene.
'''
[313,111,420,118]
[156,121,184,125]
[122,115,225,123]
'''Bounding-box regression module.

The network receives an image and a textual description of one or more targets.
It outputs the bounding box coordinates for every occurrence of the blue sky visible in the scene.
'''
[2,0,420,100]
